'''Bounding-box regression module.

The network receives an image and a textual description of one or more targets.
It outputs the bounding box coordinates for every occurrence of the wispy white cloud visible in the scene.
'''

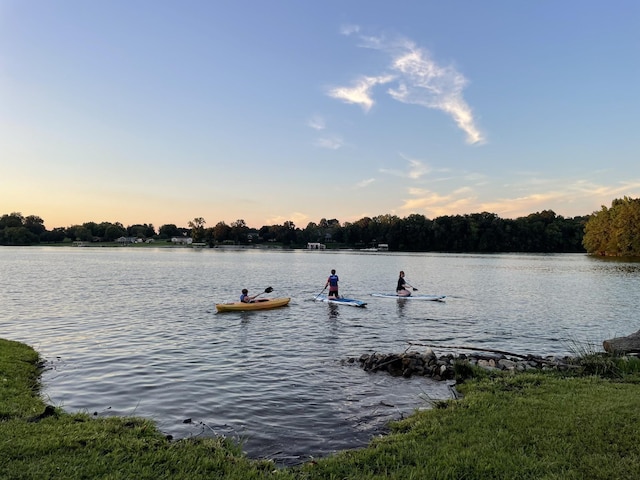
[329,31,485,144]
[399,187,477,217]
[387,43,484,145]
[327,75,395,112]
[356,178,375,188]
[380,154,430,179]
[307,115,326,130]
[265,212,309,227]
[396,176,640,219]
[314,136,344,150]
[340,24,360,36]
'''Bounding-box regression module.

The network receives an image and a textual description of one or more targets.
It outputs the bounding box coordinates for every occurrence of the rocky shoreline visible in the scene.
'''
[346,348,578,381]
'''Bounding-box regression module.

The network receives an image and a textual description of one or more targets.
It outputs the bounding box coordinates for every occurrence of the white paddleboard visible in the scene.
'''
[370,293,446,301]
[315,294,367,307]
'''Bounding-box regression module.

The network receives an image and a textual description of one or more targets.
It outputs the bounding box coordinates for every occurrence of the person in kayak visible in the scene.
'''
[240,288,258,303]
[396,271,415,297]
[325,269,339,298]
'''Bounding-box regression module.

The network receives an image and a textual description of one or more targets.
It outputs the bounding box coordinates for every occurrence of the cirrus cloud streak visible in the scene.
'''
[329,27,484,144]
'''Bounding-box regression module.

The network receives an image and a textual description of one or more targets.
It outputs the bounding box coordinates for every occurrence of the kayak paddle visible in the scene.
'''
[253,286,274,300]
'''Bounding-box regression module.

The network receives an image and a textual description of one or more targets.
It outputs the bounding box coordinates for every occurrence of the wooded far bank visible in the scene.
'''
[1,197,639,256]
[0,209,586,253]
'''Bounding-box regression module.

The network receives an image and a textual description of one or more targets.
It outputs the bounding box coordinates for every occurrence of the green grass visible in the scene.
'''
[297,374,640,479]
[2,337,640,479]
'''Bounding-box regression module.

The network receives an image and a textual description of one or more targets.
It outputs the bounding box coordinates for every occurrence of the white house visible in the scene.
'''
[171,237,193,245]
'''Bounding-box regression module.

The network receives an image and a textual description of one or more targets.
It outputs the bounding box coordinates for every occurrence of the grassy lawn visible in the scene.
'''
[2,337,640,479]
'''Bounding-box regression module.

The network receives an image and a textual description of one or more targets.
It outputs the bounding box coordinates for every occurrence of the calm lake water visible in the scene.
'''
[2,247,639,464]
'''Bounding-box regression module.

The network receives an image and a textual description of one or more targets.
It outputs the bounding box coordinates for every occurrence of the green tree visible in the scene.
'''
[0,226,38,245]
[0,212,24,229]
[230,219,248,244]
[128,224,155,239]
[104,224,127,241]
[213,221,231,243]
[24,215,46,236]
[583,197,640,256]
[64,225,90,242]
[187,217,206,242]
[158,224,181,239]
[41,227,67,243]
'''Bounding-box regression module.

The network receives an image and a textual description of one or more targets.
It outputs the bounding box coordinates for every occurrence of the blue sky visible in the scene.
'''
[1,1,639,230]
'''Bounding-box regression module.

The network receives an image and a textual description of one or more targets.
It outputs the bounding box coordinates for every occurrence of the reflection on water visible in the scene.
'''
[2,247,639,464]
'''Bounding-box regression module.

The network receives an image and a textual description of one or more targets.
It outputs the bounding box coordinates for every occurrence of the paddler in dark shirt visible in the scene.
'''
[396,271,414,297]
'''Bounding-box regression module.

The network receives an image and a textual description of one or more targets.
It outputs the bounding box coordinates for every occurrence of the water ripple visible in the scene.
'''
[2,248,639,464]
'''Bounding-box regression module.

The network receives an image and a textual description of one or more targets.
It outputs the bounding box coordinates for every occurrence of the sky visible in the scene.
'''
[1,1,639,230]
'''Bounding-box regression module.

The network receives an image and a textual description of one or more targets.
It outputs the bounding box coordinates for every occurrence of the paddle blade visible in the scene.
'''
[265,286,274,293]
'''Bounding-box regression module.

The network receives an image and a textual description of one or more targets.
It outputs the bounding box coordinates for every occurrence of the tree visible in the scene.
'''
[0,212,24,229]
[83,222,100,238]
[24,215,46,236]
[187,217,206,242]
[402,214,430,250]
[68,225,92,242]
[159,224,181,239]
[104,224,127,241]
[0,226,38,245]
[230,219,248,244]
[300,222,320,244]
[282,221,297,245]
[41,227,67,243]
[583,197,640,256]
[213,221,231,243]
[128,224,155,239]
[203,227,216,247]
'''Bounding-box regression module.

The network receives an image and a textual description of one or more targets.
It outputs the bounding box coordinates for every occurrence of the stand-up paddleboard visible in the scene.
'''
[370,293,446,301]
[315,294,367,307]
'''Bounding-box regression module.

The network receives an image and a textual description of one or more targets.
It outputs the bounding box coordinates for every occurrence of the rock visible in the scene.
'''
[349,348,574,381]
[603,329,640,353]
[498,359,518,371]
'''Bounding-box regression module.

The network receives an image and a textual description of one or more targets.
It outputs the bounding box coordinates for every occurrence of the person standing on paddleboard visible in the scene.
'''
[396,271,414,297]
[325,269,339,298]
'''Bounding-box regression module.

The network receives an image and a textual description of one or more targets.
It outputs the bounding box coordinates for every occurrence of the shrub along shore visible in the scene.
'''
[2,337,640,479]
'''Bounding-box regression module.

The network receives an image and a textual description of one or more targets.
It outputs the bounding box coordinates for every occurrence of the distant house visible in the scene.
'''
[171,237,193,245]
[116,236,140,244]
[307,242,326,250]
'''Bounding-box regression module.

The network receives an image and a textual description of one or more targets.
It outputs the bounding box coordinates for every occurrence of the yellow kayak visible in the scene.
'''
[215,297,290,312]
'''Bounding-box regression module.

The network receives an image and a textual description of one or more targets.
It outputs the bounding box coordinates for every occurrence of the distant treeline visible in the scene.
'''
[0,210,589,253]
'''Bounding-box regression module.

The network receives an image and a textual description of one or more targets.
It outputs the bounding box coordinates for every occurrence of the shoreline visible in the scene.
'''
[3,337,640,478]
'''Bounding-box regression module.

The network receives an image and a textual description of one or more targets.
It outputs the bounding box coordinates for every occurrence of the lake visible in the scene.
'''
[2,246,639,464]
